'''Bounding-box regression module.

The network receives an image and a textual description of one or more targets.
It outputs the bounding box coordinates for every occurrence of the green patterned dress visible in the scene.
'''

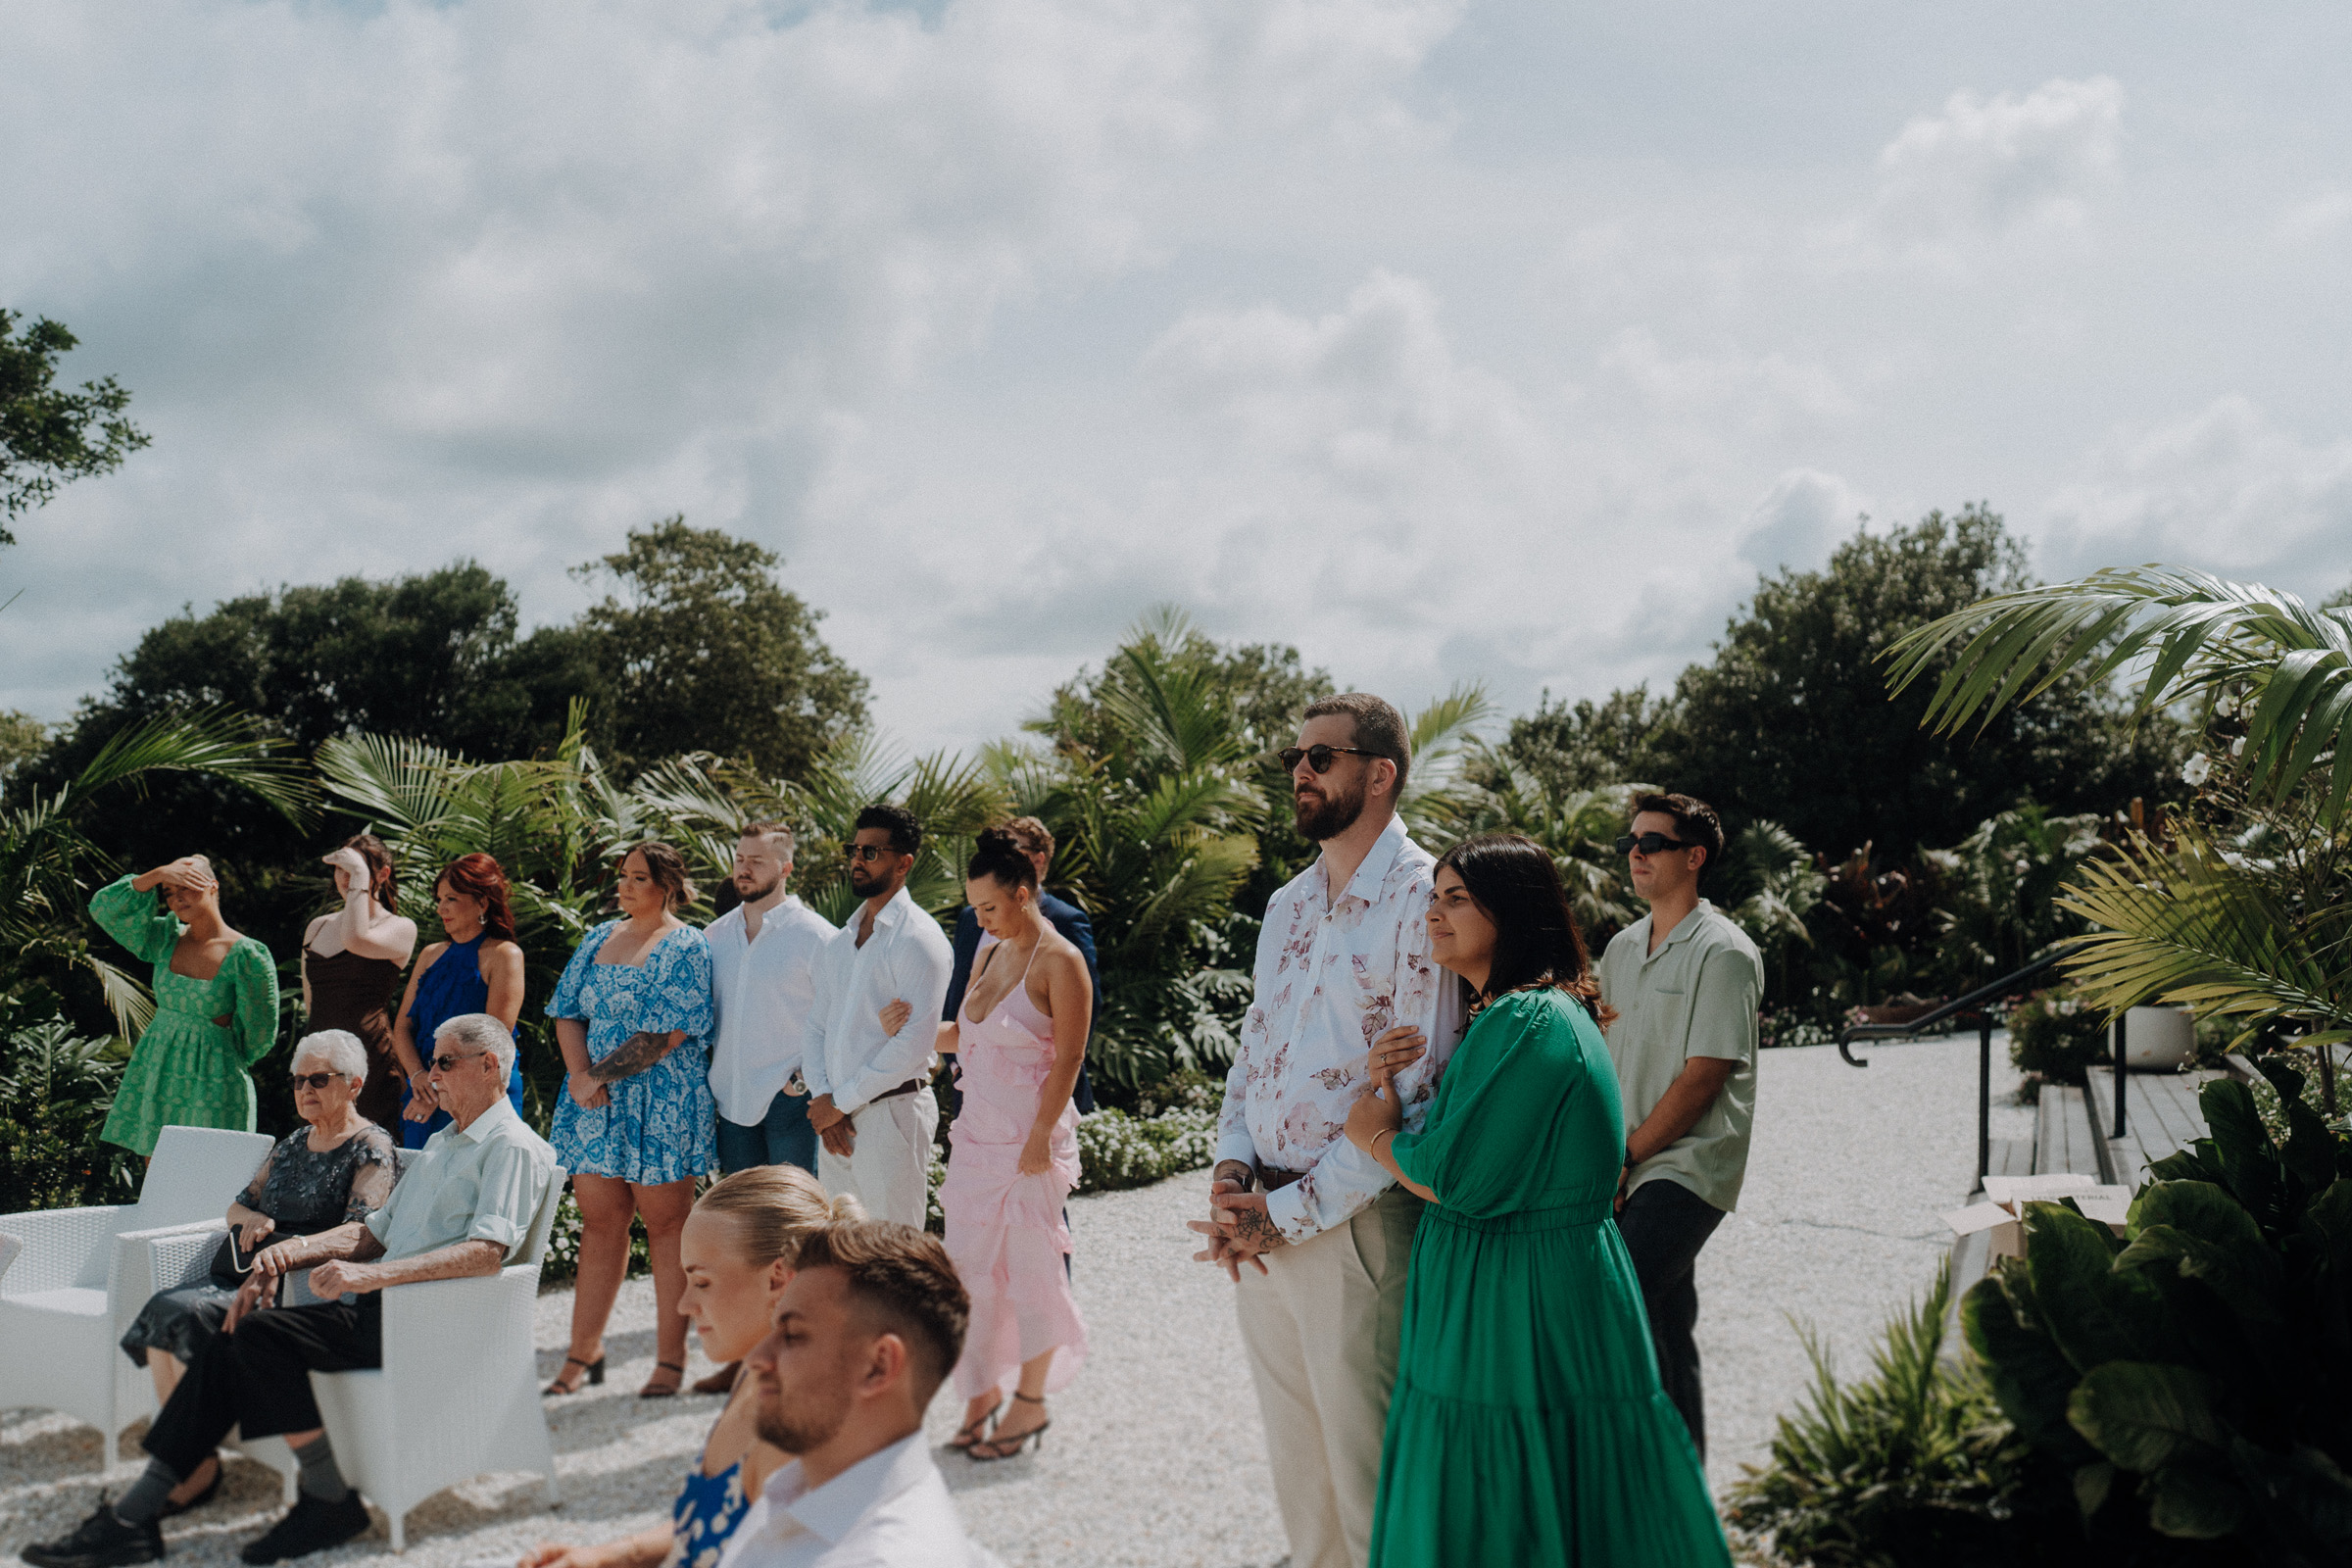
[91,876,280,1156]
[1371,988,1731,1567]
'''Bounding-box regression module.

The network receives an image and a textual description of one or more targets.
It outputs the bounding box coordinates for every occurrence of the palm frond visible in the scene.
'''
[75,708,317,823]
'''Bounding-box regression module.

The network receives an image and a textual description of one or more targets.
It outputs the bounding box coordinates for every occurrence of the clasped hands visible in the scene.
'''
[222,1236,382,1333]
[805,997,915,1157]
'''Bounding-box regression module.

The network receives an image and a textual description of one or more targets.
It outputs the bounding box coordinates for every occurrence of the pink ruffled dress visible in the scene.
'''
[939,944,1089,1401]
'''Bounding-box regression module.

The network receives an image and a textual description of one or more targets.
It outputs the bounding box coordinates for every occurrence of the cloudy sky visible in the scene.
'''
[5,0,2348,756]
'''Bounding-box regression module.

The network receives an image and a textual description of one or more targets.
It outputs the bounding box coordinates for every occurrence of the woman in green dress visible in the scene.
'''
[1344,832,1729,1567]
[90,857,281,1157]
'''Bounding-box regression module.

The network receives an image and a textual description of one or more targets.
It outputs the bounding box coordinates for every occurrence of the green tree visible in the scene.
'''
[0,309,149,540]
[0,710,44,799]
[1481,686,1669,798]
[1650,506,2183,862]
[572,518,867,779]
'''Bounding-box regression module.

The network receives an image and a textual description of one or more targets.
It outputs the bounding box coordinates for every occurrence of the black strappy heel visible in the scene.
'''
[640,1359,686,1398]
[969,1392,1050,1460]
[546,1354,605,1395]
[951,1399,1003,1450]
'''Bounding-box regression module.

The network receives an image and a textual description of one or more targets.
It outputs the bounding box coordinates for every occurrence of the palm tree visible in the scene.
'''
[1886,566,2351,1052]
[1,709,314,1038]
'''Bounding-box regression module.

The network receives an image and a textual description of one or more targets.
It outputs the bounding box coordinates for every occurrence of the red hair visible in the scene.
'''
[436,854,517,944]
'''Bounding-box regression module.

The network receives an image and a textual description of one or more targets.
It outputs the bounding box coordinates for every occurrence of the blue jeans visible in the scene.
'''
[716,1089,818,1177]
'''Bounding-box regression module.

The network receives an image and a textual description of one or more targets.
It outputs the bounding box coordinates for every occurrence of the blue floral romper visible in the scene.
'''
[547,922,717,1184]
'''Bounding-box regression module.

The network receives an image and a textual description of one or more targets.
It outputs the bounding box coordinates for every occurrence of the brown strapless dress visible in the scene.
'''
[305,946,406,1129]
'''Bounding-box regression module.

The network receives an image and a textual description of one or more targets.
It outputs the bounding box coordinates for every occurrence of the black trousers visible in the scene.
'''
[144,1295,382,1477]
[1616,1179,1728,1458]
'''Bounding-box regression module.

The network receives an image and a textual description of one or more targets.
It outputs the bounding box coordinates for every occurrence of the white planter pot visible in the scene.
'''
[2123,1005,2196,1071]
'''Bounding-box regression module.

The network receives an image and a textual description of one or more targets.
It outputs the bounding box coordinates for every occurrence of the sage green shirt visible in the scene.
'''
[1598,901,1764,1213]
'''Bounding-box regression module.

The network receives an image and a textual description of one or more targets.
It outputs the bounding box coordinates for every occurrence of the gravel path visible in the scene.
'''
[2,1034,2025,1566]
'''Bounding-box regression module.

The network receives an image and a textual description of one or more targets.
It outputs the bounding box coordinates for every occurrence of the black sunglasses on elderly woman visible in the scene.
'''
[288,1070,348,1090]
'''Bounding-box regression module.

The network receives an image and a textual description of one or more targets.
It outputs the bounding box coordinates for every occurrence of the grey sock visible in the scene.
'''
[292,1436,350,1503]
[113,1459,181,1527]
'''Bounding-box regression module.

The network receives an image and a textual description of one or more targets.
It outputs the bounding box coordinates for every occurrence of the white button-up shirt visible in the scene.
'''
[1216,812,1465,1243]
[804,887,954,1116]
[707,895,838,1125]
[364,1096,558,1261]
[715,1433,999,1568]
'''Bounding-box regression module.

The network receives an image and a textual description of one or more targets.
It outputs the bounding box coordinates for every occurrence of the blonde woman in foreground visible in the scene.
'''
[519,1168,861,1568]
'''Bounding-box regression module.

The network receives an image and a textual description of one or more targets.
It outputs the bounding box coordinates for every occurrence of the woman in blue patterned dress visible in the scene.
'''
[547,842,717,1397]
[516,1165,853,1568]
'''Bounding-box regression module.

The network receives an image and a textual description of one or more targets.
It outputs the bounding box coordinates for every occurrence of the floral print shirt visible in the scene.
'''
[1216,813,1465,1242]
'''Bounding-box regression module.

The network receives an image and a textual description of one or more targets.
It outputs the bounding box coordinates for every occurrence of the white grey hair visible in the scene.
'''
[291,1029,368,1081]
[432,1012,516,1078]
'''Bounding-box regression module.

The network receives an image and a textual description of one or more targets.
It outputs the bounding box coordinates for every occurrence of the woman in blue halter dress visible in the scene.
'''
[390,855,528,1147]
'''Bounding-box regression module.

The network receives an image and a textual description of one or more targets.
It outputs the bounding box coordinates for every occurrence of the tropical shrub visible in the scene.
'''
[0,1018,135,1212]
[1963,1058,2352,1564]
[1073,1102,1217,1195]
[2006,988,2114,1086]
[1725,1263,2049,1567]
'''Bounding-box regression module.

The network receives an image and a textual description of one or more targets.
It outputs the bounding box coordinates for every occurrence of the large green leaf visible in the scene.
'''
[2026,1202,2185,1372]
[2067,1361,2227,1473]
[2117,1181,2286,1327]
[2143,1464,2248,1539]
[2200,1079,2291,1225]
[2255,1054,2342,1193]
[1963,1271,2086,1453]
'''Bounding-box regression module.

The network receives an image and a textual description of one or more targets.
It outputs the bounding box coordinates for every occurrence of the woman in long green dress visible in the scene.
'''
[1344,832,1729,1567]
[90,857,280,1157]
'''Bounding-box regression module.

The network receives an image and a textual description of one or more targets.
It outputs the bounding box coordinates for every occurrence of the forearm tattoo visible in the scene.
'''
[588,1030,675,1083]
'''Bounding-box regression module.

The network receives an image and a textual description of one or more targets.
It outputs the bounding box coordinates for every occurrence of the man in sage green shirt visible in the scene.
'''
[1597,793,1763,1460]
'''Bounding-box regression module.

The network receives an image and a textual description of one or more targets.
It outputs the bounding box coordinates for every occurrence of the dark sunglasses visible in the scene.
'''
[1279,744,1380,775]
[427,1049,489,1074]
[288,1070,347,1090]
[1616,832,1692,856]
[843,844,898,863]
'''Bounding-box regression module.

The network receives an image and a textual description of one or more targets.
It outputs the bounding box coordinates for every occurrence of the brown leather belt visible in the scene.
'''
[1255,1162,1310,1192]
[868,1078,925,1104]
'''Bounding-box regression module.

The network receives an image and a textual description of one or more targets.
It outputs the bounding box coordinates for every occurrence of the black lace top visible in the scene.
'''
[236,1121,399,1234]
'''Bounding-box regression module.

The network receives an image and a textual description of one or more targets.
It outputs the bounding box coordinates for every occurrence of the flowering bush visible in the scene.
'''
[540,1187,651,1290]
[1075,1103,1218,1194]
[2004,987,2111,1085]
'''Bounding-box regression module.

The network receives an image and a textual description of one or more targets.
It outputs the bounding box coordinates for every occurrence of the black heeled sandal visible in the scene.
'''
[950,1399,1003,1449]
[546,1354,605,1395]
[640,1360,686,1398]
[969,1392,1049,1460]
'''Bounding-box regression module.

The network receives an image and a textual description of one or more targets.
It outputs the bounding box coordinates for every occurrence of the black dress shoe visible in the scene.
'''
[235,1494,369,1564]
[20,1499,164,1568]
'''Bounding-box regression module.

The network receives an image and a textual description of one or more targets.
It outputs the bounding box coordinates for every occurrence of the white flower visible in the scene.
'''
[2180,753,2213,786]
[2231,736,2247,758]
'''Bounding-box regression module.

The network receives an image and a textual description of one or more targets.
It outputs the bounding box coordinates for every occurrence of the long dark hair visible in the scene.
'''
[437,853,518,945]
[342,833,398,913]
[1434,834,1614,1027]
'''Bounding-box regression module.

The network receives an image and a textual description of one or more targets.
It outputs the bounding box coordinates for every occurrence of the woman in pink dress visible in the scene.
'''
[937,825,1093,1460]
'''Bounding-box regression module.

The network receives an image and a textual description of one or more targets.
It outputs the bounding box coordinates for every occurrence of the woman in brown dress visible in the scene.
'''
[299,834,418,1128]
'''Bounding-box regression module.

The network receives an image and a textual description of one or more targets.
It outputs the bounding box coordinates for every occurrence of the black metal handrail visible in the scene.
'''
[1837,942,2086,1188]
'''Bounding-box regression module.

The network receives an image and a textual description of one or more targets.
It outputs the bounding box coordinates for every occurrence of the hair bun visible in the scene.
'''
[829,1193,867,1222]
[975,825,1020,855]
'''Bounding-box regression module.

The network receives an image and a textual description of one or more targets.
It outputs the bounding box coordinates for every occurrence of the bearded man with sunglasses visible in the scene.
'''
[1596,792,1763,1462]
[803,804,954,1229]
[1188,693,1464,1568]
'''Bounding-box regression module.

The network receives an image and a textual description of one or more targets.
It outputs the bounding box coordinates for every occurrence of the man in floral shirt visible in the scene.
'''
[1191,693,1465,1568]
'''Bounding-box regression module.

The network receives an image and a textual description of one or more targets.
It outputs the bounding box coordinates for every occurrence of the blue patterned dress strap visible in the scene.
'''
[669,1456,750,1568]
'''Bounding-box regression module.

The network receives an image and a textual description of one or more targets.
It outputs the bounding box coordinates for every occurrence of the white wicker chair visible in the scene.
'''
[0,1124,276,1471]
[306,1168,566,1551]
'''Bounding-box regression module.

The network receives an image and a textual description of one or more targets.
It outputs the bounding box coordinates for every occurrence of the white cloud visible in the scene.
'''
[2040,395,2352,586]
[1847,75,2123,266]
[1739,468,1872,575]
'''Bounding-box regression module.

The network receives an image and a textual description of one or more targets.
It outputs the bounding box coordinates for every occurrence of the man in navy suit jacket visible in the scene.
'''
[942,816,1097,1114]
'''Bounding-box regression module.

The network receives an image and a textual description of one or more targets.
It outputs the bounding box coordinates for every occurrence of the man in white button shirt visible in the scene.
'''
[1191,694,1465,1568]
[717,1219,998,1568]
[804,805,954,1229]
[709,820,837,1180]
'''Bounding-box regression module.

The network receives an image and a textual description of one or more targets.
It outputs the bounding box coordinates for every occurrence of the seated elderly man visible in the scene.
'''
[24,1013,559,1568]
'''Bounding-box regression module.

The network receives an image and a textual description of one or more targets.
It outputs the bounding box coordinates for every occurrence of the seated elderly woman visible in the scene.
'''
[29,1013,559,1568]
[116,1029,396,1515]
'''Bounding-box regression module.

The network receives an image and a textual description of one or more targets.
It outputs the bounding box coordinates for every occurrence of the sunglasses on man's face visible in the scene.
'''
[1279,744,1379,776]
[1616,832,1692,857]
[288,1071,347,1090]
[428,1050,488,1075]
[843,844,898,863]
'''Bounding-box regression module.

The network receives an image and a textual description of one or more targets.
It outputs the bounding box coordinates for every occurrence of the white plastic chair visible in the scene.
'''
[306,1168,567,1550]
[0,1124,276,1471]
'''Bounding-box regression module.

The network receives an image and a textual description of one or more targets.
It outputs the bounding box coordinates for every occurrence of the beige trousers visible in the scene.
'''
[1235,1186,1421,1568]
[818,1087,938,1229]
